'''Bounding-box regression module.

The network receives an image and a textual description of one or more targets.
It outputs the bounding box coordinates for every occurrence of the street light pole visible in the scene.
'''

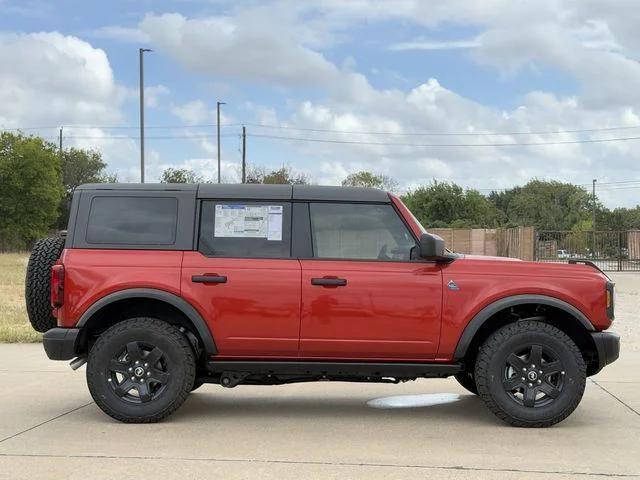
[217,101,226,184]
[242,125,246,184]
[139,48,152,183]
[592,179,597,258]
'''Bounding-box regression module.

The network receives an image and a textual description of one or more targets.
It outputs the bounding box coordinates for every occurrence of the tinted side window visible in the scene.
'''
[199,201,291,258]
[309,203,416,261]
[86,196,178,245]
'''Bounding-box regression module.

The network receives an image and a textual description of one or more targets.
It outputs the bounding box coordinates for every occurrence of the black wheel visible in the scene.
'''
[25,236,65,332]
[454,371,478,395]
[87,318,195,423]
[475,320,586,428]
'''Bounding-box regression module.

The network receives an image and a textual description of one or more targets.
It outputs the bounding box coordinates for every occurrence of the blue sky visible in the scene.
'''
[1,0,640,207]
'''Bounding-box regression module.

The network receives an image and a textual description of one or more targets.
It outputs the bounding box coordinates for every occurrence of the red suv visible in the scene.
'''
[25,183,619,426]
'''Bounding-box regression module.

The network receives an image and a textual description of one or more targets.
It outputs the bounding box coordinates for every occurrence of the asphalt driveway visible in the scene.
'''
[0,343,638,479]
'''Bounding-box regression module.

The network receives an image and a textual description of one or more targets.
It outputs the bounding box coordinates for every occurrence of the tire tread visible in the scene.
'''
[86,317,195,423]
[475,320,586,428]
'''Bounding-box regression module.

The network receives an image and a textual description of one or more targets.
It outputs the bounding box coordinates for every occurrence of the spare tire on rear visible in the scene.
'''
[25,236,65,332]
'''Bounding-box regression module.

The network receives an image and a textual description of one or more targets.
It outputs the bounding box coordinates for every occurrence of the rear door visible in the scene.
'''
[181,199,301,357]
[299,202,443,360]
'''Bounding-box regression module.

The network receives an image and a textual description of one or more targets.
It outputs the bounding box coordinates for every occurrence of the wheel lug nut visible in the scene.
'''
[561,371,565,375]
[147,372,151,376]
[531,364,535,368]
[537,379,541,384]
[135,361,139,365]
[539,370,543,374]
[107,378,112,382]
[528,383,533,387]
[521,377,525,381]
[130,377,135,381]
[522,368,527,372]
[140,378,145,383]
[128,368,132,372]
[144,363,148,367]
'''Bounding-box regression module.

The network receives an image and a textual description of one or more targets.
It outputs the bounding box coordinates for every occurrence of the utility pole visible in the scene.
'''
[58,127,63,160]
[216,101,226,184]
[139,48,152,183]
[592,179,597,259]
[241,125,246,184]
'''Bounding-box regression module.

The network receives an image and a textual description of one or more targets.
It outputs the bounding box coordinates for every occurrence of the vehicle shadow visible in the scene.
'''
[172,389,498,426]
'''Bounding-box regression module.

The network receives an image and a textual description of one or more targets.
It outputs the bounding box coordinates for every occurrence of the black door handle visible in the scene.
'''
[311,277,347,287]
[192,275,227,284]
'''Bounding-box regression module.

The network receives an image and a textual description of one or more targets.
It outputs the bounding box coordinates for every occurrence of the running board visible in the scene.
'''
[205,360,463,379]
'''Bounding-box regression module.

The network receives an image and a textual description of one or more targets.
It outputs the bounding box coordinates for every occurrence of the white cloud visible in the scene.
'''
[144,84,169,108]
[0,32,123,128]
[170,100,211,125]
[389,38,480,51]
[0,32,135,173]
[90,25,150,44]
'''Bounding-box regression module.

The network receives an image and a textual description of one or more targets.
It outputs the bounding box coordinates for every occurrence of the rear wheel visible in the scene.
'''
[475,320,586,427]
[87,318,195,423]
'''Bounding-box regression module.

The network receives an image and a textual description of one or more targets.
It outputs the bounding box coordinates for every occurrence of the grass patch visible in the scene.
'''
[0,253,41,343]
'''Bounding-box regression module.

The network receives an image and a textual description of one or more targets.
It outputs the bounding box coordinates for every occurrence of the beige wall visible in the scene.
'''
[430,227,534,260]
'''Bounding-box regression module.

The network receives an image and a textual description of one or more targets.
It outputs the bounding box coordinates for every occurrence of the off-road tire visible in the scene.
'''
[454,371,478,395]
[87,318,196,423]
[475,320,586,428]
[25,236,65,332]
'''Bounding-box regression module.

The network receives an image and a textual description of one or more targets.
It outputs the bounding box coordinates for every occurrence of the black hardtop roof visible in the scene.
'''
[77,183,390,203]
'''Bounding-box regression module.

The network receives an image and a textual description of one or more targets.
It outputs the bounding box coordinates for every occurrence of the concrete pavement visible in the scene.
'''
[0,343,638,479]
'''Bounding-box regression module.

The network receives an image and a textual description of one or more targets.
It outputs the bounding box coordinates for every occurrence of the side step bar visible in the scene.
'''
[205,360,463,379]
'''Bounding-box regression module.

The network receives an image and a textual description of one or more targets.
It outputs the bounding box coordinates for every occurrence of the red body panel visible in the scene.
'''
[299,260,442,359]
[57,249,183,327]
[181,252,301,356]
[436,257,611,359]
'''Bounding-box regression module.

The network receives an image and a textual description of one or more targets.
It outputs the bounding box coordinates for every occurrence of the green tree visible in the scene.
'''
[402,181,503,228]
[246,165,309,185]
[492,180,593,230]
[58,147,108,228]
[160,168,204,184]
[0,132,63,248]
[341,171,398,191]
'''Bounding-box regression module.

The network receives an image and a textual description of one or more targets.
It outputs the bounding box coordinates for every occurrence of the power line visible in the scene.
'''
[63,133,238,140]
[5,121,640,136]
[243,122,640,137]
[247,132,640,148]
[0,123,243,131]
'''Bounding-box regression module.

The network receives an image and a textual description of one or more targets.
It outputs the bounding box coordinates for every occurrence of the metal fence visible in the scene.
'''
[535,230,640,271]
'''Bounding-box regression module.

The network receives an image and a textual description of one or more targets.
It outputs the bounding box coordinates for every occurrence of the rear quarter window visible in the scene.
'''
[86,196,178,245]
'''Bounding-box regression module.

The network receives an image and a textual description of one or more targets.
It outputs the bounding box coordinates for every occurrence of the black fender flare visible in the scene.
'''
[453,294,594,360]
[77,288,217,355]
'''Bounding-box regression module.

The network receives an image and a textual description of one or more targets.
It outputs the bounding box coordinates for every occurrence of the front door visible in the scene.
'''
[300,202,442,360]
[181,200,300,357]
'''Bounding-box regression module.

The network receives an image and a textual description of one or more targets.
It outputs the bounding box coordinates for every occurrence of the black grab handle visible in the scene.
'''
[192,275,227,284]
[311,277,347,287]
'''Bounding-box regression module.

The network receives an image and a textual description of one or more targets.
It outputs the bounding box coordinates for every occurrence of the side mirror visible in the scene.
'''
[418,233,446,260]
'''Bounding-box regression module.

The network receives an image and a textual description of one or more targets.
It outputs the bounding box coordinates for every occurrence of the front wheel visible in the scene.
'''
[87,318,195,423]
[475,320,586,428]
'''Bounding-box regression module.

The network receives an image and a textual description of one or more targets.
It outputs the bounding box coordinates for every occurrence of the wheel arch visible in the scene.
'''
[76,288,217,357]
[453,295,600,375]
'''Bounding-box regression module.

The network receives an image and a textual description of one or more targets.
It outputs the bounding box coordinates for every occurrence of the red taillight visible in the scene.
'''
[50,264,65,308]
